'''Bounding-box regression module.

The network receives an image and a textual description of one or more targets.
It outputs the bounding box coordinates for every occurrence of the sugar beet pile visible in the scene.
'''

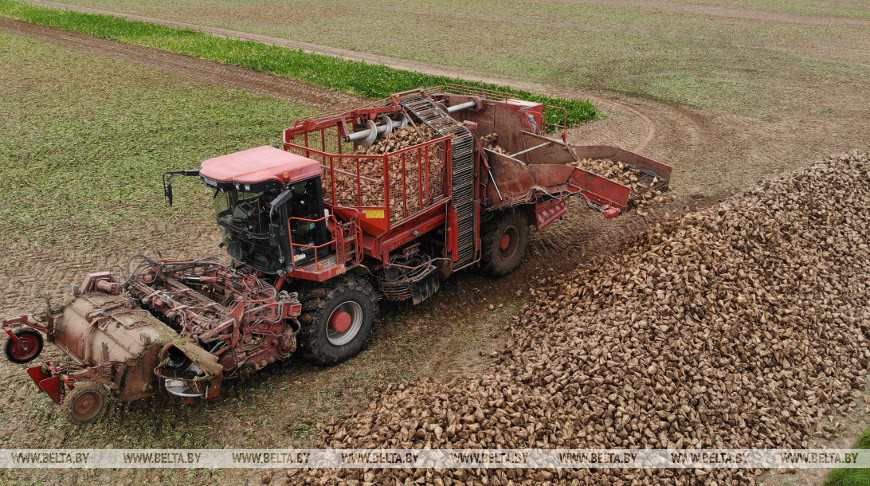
[293,152,870,485]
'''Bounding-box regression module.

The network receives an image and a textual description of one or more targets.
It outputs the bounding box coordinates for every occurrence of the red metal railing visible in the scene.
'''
[543,105,568,134]
[284,132,451,227]
[287,214,345,270]
[423,83,514,101]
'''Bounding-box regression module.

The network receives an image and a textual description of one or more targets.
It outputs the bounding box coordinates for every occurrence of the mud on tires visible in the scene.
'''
[480,209,530,276]
[297,274,378,365]
[63,380,109,425]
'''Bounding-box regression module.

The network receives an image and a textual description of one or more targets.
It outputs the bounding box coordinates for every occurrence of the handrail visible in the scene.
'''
[425,84,514,101]
[543,105,568,134]
[287,214,344,269]
[332,206,363,266]
[284,134,450,159]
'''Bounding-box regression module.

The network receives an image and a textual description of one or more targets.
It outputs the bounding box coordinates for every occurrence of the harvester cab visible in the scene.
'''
[167,145,332,274]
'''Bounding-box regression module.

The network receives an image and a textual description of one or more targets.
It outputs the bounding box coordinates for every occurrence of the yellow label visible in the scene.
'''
[365,209,385,219]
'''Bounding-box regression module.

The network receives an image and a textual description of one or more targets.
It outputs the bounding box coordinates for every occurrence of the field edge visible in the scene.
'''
[0,0,599,128]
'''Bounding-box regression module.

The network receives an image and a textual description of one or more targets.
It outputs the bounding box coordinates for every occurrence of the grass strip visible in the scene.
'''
[0,0,598,127]
[826,430,870,486]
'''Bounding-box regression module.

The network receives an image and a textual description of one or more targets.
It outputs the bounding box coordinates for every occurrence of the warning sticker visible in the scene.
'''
[364,209,385,219]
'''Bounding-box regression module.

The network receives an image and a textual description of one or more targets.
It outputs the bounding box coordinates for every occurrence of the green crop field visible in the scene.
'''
[18,0,870,120]
[827,428,870,485]
[0,0,600,127]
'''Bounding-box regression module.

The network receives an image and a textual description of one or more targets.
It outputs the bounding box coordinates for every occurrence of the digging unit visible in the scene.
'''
[3,85,670,423]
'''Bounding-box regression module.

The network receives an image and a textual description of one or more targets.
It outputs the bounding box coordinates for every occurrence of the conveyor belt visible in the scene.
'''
[400,94,476,266]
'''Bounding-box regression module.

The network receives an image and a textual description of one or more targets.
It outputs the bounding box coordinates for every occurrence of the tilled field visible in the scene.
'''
[291,151,870,485]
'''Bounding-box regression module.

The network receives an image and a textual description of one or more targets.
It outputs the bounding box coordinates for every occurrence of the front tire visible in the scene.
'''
[480,209,530,276]
[298,274,378,365]
[4,329,44,364]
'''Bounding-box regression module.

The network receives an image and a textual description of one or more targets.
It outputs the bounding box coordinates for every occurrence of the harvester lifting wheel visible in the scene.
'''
[298,274,378,365]
[481,209,530,276]
[4,329,44,364]
[63,380,109,425]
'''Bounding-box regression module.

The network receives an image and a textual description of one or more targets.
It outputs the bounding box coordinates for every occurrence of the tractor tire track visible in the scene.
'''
[0,17,365,111]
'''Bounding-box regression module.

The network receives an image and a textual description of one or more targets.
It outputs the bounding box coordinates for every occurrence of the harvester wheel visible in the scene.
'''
[4,329,44,364]
[63,380,109,424]
[298,274,378,365]
[481,210,530,276]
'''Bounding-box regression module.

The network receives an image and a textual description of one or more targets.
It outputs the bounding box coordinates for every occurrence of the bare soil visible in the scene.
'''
[562,0,870,28]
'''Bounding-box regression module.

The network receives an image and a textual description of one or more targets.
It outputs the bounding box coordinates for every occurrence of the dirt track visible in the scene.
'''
[0,17,365,112]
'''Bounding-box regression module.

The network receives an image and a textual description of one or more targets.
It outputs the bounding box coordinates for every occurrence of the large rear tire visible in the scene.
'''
[298,274,378,365]
[480,209,530,276]
[63,380,109,425]
[4,329,44,364]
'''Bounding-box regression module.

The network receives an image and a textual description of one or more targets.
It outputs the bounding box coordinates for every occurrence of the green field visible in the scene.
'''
[0,29,316,250]
[827,429,870,486]
[21,0,870,119]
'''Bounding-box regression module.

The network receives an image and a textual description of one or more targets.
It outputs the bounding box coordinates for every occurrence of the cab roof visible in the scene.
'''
[199,146,321,186]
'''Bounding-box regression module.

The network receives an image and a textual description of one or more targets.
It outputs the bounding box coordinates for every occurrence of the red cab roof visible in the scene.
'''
[199,146,321,185]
